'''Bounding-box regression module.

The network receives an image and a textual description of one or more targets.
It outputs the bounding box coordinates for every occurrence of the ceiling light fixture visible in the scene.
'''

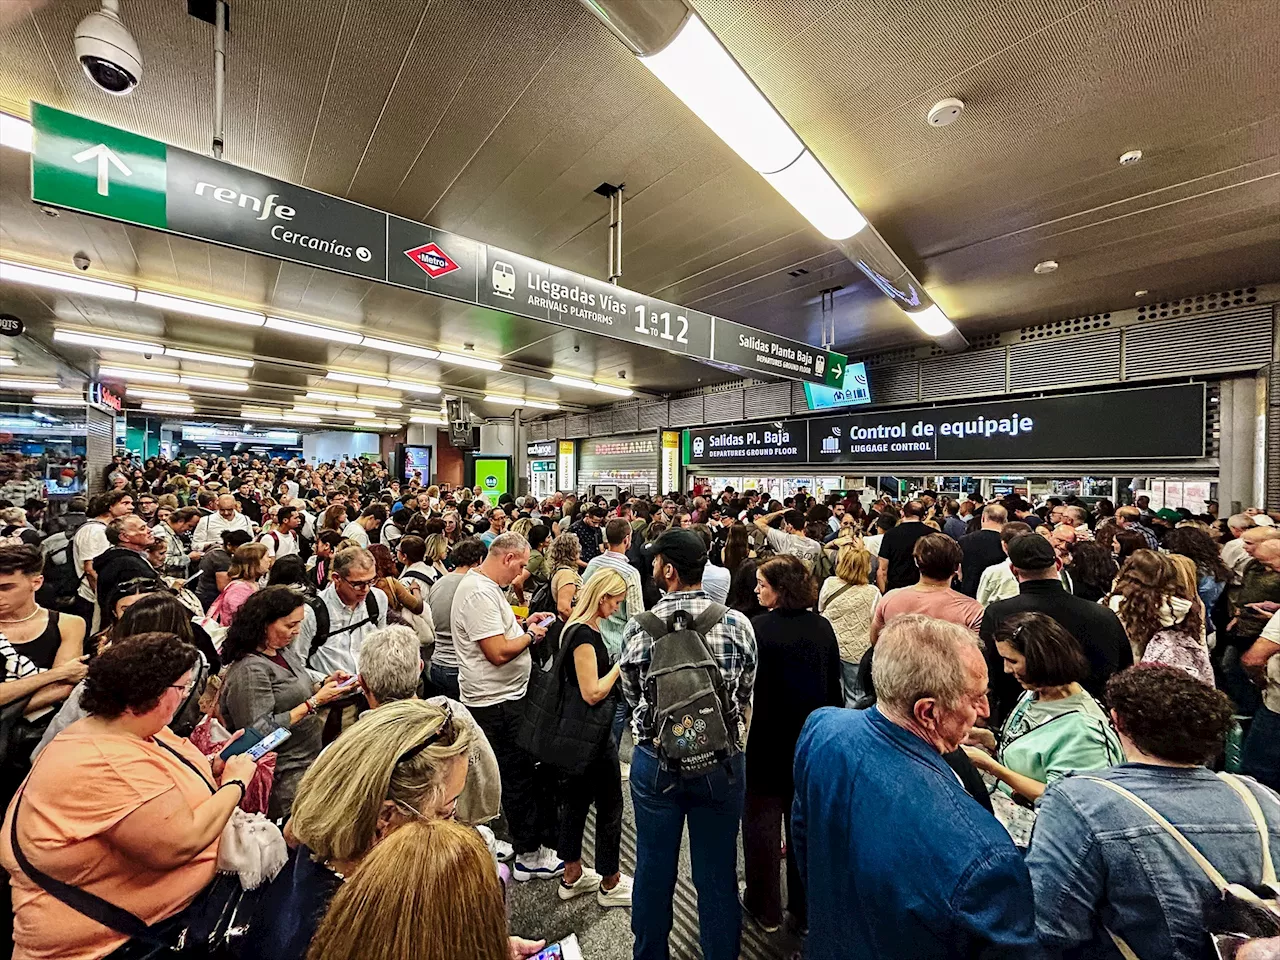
[358,336,440,360]
[126,387,190,402]
[355,397,402,408]
[0,358,16,367]
[53,329,161,354]
[0,378,63,390]
[905,304,956,337]
[336,408,376,419]
[639,15,865,241]
[161,348,254,368]
[179,375,249,392]
[290,414,322,423]
[549,374,634,397]
[140,401,196,414]
[31,393,84,407]
[483,394,560,410]
[264,316,363,344]
[98,364,181,384]
[325,371,388,387]
[384,379,442,395]
[0,113,32,153]
[410,415,447,425]
[2,260,135,301]
[1033,260,1059,275]
[305,390,357,403]
[135,290,265,326]
[437,351,503,372]
[290,404,333,415]
[1134,289,1149,297]
[1119,149,1143,165]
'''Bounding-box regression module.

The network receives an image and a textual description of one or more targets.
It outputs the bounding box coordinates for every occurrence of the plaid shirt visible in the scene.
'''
[619,589,757,747]
[1127,522,1160,551]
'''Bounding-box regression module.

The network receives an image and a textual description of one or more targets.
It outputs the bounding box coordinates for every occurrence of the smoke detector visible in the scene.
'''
[1119,149,1143,165]
[1034,260,1059,275]
[927,98,965,127]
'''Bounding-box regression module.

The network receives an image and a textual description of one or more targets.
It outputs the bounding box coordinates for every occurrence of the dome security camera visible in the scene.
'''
[75,0,142,96]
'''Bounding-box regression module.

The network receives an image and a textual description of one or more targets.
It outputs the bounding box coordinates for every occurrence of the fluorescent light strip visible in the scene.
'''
[141,401,196,414]
[356,397,402,408]
[763,151,867,241]
[291,414,322,423]
[592,383,634,397]
[291,404,334,416]
[359,336,440,360]
[437,351,503,371]
[127,388,191,402]
[53,329,161,354]
[135,290,265,326]
[410,415,447,425]
[385,379,442,395]
[326,371,389,387]
[483,394,559,410]
[0,358,15,367]
[265,316,363,344]
[905,304,956,337]
[98,365,181,385]
[32,394,83,407]
[0,378,61,390]
[337,408,377,419]
[0,113,32,153]
[1,260,135,302]
[163,348,254,369]
[305,390,357,403]
[549,374,634,397]
[179,375,249,392]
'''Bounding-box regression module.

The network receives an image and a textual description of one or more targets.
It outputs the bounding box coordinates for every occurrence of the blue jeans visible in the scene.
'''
[629,745,745,960]
[428,662,459,701]
[1242,704,1280,792]
[840,660,863,708]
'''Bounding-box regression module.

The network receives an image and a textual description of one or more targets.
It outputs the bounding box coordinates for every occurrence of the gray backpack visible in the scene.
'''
[633,603,736,777]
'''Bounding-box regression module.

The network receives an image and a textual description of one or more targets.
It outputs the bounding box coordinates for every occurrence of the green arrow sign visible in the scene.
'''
[31,103,166,229]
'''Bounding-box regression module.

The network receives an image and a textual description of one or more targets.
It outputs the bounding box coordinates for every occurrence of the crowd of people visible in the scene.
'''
[0,452,1278,960]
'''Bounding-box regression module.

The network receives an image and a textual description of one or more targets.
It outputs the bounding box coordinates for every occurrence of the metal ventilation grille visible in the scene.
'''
[1008,329,1123,392]
[589,412,614,435]
[864,345,919,367]
[744,382,793,419]
[638,401,669,430]
[865,362,919,405]
[612,403,639,433]
[1269,405,1280,508]
[704,388,745,423]
[546,417,568,440]
[1123,306,1274,380]
[565,414,591,438]
[669,396,705,427]
[527,421,547,441]
[1137,287,1260,322]
[1019,313,1113,341]
[921,348,1007,401]
[86,408,114,496]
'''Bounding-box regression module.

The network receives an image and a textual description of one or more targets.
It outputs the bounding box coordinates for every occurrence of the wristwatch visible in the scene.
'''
[306,695,320,714]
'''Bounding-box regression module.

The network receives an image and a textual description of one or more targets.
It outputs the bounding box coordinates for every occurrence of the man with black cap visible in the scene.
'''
[619,528,757,960]
[980,533,1132,722]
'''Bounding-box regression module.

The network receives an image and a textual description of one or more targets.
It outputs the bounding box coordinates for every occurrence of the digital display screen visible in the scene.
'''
[803,361,871,410]
[401,445,431,482]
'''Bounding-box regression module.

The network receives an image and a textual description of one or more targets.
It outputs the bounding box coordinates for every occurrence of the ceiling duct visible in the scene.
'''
[580,0,968,353]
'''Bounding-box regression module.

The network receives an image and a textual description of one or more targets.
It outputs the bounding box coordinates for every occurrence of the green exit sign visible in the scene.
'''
[31,103,167,228]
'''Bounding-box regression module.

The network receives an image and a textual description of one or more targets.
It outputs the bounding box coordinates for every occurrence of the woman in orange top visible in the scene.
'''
[0,632,261,960]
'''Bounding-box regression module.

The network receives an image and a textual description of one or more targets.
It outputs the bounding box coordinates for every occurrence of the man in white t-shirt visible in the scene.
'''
[451,531,560,882]
[259,505,302,562]
[192,494,256,552]
[71,490,133,626]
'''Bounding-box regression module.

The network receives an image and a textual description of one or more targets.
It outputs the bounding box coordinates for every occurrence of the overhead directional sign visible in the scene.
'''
[29,102,845,384]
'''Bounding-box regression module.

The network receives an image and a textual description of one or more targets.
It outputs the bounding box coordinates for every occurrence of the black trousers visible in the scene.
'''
[470,698,559,855]
[555,733,623,877]
[742,787,804,927]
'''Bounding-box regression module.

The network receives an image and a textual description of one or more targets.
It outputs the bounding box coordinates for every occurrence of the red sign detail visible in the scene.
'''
[404,243,459,279]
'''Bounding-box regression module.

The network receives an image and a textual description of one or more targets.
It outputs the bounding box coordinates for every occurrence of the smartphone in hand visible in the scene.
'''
[245,727,291,760]
[533,934,582,960]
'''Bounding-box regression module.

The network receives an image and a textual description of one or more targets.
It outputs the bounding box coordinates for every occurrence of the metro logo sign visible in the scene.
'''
[404,242,459,279]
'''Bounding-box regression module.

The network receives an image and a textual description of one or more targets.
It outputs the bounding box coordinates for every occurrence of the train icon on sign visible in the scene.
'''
[692,436,705,458]
[491,261,516,299]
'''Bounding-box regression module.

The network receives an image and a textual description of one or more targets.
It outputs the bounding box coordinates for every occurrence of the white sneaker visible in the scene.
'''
[619,761,631,781]
[558,867,602,900]
[513,846,565,882]
[475,825,515,863]
[597,873,634,908]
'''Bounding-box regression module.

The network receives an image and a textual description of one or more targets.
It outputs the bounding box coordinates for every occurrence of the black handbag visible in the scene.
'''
[517,623,613,776]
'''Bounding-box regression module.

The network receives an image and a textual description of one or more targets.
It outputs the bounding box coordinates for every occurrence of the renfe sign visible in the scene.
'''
[683,384,1206,465]
[29,103,845,386]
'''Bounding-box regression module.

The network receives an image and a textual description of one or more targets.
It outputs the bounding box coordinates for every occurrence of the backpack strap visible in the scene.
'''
[691,602,728,637]
[1078,777,1228,889]
[633,612,670,640]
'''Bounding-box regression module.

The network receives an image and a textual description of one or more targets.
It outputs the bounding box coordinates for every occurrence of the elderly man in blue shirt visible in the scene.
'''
[792,613,1036,959]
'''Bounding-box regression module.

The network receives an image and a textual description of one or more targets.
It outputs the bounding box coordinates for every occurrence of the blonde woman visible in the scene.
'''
[307,819,512,960]
[246,699,556,960]
[818,544,881,705]
[208,542,268,626]
[552,570,633,908]
[547,533,583,620]
[510,517,534,540]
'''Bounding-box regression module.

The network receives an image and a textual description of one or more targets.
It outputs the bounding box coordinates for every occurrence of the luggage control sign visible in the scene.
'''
[30,102,844,385]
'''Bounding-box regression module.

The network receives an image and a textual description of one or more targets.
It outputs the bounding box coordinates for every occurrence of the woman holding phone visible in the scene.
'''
[219,586,351,819]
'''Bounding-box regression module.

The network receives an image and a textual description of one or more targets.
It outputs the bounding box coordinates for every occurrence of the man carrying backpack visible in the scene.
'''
[619,528,758,960]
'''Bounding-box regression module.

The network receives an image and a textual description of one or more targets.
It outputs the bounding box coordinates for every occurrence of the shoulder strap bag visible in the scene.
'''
[817,581,854,614]
[1080,773,1280,959]
[516,624,613,776]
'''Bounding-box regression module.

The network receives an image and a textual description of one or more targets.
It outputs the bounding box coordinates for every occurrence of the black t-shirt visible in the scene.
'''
[958,529,1006,597]
[877,520,932,590]
[562,623,610,694]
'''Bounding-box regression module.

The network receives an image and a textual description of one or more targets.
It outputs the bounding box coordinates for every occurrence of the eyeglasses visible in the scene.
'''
[169,678,196,696]
[396,706,454,765]
[339,575,377,590]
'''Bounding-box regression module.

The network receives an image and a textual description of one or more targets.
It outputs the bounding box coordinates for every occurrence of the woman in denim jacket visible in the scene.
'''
[1026,664,1279,960]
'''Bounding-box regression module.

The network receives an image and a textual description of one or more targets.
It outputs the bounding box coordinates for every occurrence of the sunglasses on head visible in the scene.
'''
[396,706,455,765]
